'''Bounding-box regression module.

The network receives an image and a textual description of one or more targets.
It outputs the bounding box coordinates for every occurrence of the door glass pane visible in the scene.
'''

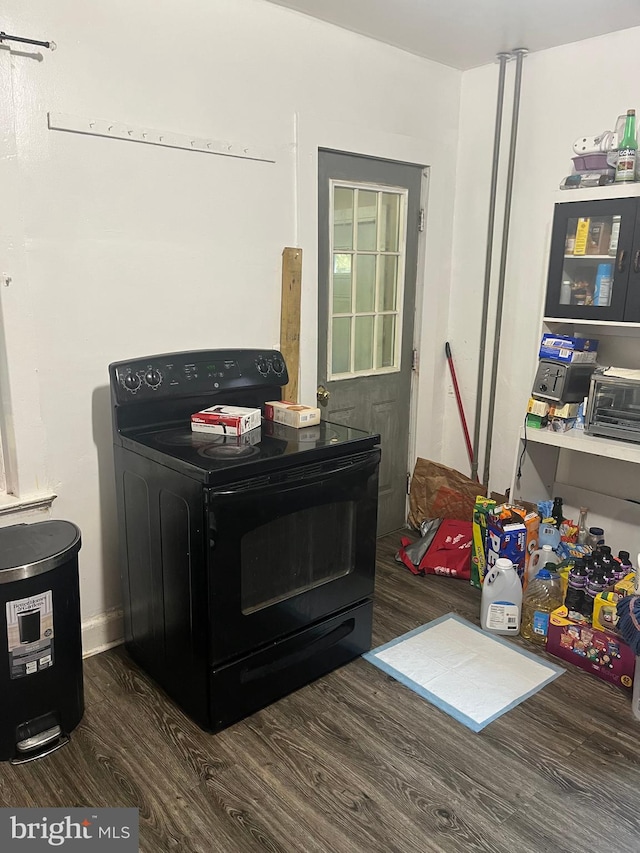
[354,316,374,372]
[333,254,352,313]
[379,256,398,311]
[241,502,355,614]
[334,187,354,250]
[357,191,377,251]
[332,317,351,374]
[355,255,376,313]
[380,193,400,251]
[328,181,407,379]
[561,215,618,307]
[376,315,396,368]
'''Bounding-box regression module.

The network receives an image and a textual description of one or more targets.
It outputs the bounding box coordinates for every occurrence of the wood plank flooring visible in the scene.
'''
[2,531,640,852]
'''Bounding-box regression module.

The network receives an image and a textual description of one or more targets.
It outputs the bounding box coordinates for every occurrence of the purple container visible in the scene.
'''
[572,153,610,172]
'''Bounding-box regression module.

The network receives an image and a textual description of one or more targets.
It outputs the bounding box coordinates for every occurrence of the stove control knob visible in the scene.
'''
[255,357,269,376]
[271,356,285,375]
[144,368,162,388]
[123,372,141,392]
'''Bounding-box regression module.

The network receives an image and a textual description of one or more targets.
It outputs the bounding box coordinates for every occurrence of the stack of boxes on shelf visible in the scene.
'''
[527,334,599,433]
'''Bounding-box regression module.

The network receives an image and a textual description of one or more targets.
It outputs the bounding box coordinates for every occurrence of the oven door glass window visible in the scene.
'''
[241,501,355,614]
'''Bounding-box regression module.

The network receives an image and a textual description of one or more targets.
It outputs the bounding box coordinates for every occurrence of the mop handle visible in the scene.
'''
[445,342,474,469]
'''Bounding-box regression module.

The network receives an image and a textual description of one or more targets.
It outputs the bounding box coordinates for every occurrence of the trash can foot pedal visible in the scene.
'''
[11,728,70,764]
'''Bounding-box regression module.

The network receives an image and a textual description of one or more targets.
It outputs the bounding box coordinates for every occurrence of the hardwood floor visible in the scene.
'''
[2,531,640,852]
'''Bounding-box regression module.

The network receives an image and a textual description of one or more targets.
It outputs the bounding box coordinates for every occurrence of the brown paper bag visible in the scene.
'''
[408,458,487,528]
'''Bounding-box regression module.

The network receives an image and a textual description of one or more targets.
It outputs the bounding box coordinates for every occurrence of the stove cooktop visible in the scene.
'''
[122,418,380,484]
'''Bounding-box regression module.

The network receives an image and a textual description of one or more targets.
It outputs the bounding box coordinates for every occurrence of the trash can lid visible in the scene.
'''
[0,520,81,584]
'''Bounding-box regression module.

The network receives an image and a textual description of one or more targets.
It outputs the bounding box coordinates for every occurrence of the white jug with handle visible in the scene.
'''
[528,544,560,584]
[481,558,523,636]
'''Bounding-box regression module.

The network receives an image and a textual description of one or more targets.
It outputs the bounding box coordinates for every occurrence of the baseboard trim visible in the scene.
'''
[81,607,124,658]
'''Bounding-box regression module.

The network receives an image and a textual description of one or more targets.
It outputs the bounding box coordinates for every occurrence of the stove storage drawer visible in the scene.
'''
[206,449,380,663]
[208,600,373,731]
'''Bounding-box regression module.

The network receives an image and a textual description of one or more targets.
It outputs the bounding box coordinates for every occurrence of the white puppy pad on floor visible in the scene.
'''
[364,613,563,732]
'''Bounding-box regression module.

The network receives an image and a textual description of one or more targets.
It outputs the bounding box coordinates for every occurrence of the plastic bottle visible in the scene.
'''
[617,550,633,582]
[528,544,560,584]
[520,566,564,644]
[564,558,588,616]
[587,526,605,549]
[599,546,617,587]
[633,657,640,722]
[480,558,522,636]
[582,562,607,620]
[538,519,561,551]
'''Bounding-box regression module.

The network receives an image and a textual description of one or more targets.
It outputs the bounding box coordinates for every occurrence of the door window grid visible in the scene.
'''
[328,181,407,380]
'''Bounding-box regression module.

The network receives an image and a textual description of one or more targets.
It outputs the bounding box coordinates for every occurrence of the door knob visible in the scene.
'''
[316,384,330,405]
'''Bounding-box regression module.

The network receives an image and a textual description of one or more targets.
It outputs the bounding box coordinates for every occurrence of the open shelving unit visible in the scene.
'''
[511,185,640,556]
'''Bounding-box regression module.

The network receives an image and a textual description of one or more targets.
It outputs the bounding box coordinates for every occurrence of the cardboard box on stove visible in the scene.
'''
[191,404,261,435]
[264,400,321,428]
[547,606,634,691]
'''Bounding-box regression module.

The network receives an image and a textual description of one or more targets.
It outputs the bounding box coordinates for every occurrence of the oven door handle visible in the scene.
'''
[208,451,380,499]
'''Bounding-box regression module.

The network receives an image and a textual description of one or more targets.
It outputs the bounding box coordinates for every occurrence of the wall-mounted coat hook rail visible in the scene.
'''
[0,31,56,50]
[47,112,277,164]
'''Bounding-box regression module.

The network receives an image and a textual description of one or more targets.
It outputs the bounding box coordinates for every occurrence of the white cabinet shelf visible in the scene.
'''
[543,318,640,330]
[563,254,614,260]
[517,426,640,465]
[554,184,640,203]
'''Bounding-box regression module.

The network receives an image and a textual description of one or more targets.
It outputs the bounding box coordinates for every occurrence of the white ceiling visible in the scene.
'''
[264,0,640,70]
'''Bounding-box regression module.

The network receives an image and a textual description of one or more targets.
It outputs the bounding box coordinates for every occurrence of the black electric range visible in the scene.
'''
[110,349,381,731]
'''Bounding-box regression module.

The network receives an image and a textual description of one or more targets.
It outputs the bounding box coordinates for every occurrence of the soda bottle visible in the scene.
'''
[617,550,633,582]
[599,546,616,587]
[551,497,564,530]
[582,563,607,620]
[564,558,588,617]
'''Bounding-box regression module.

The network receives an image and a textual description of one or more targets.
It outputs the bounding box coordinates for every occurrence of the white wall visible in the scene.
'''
[0,0,461,652]
[448,26,640,491]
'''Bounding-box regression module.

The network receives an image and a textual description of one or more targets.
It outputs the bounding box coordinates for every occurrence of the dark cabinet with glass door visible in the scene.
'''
[545,197,640,321]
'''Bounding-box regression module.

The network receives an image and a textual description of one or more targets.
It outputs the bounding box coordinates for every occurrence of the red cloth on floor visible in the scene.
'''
[398,519,472,579]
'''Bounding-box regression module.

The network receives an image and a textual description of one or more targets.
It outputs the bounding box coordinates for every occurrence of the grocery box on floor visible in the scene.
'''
[547,606,634,690]
[264,400,321,428]
[486,515,527,582]
[470,496,495,589]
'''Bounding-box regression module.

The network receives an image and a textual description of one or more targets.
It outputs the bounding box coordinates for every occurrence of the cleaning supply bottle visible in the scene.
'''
[520,566,564,644]
[538,519,561,551]
[480,558,522,636]
[528,544,560,584]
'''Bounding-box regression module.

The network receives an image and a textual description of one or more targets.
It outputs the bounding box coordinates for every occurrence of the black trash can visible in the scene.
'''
[0,520,84,763]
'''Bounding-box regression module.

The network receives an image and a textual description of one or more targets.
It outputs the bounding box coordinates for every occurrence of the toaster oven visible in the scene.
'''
[585,368,640,443]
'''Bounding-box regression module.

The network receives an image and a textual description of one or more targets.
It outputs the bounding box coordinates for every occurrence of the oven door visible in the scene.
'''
[206,448,380,663]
